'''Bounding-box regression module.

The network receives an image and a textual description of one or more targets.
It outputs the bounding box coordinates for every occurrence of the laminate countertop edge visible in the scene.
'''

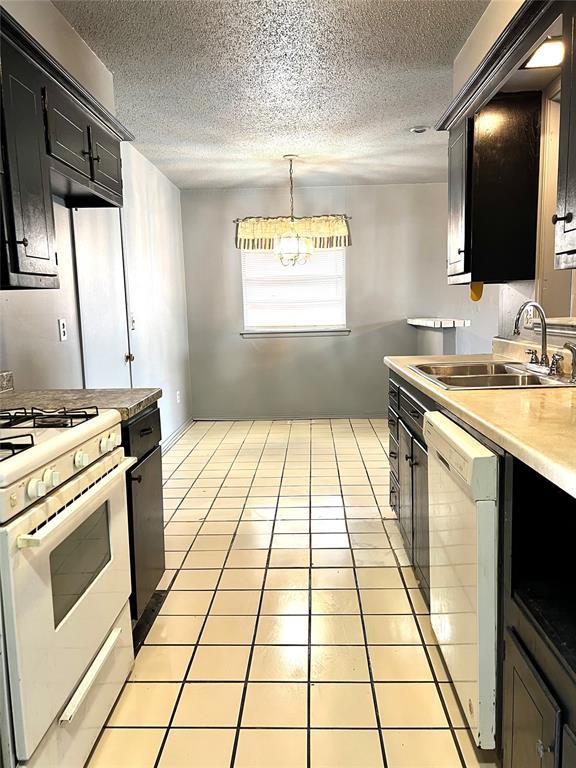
[385,354,576,499]
[0,388,163,421]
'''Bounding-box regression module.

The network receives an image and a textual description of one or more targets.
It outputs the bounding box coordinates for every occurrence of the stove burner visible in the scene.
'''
[0,434,35,462]
[0,406,99,429]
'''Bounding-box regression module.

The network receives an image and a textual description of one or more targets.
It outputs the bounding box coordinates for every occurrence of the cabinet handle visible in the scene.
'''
[93,155,101,163]
[409,409,420,419]
[139,426,154,437]
[16,238,29,248]
[404,454,411,462]
[409,458,418,467]
[552,212,573,224]
[536,740,553,759]
[131,475,143,484]
[389,451,398,459]
[125,353,135,363]
[457,248,465,254]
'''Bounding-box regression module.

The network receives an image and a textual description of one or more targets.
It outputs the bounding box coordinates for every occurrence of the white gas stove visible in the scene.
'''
[0,407,122,522]
[0,405,135,768]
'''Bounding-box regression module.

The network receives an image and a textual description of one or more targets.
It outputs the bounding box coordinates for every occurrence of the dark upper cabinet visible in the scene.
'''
[555,12,576,268]
[447,91,541,285]
[0,8,133,288]
[447,119,471,277]
[1,38,58,289]
[44,83,92,179]
[503,631,562,768]
[89,123,123,196]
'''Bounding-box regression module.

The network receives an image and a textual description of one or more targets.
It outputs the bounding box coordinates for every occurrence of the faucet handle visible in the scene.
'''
[550,353,564,376]
[525,348,539,365]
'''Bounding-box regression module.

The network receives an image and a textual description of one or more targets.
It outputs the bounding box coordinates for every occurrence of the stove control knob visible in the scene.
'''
[99,437,111,454]
[42,468,61,488]
[27,478,47,500]
[74,450,90,469]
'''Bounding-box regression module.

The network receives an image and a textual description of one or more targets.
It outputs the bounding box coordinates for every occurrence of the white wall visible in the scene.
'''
[1,0,115,111]
[121,144,193,437]
[181,183,499,419]
[453,0,525,94]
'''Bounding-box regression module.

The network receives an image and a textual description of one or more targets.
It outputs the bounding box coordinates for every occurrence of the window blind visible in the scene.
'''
[241,248,346,331]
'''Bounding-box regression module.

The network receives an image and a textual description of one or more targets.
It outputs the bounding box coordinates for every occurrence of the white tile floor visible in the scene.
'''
[88,419,497,768]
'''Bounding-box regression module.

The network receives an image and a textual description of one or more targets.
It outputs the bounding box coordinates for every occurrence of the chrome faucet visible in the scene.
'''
[513,301,550,369]
[563,342,576,383]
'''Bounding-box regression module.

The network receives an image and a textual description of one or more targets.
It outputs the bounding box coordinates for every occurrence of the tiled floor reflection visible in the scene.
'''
[88,419,496,768]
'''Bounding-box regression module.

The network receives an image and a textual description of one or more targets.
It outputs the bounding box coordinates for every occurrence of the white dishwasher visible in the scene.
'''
[424,411,498,750]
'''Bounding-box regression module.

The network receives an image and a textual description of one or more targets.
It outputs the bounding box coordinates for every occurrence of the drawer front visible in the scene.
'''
[123,407,161,460]
[387,407,399,441]
[389,434,399,481]
[389,380,400,411]
[400,391,426,435]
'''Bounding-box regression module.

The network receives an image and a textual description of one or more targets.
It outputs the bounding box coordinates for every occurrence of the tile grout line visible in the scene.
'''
[228,420,292,768]
[332,418,389,768]
[152,421,264,768]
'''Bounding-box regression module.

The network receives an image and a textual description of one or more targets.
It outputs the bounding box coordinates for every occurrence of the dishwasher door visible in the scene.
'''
[424,411,498,750]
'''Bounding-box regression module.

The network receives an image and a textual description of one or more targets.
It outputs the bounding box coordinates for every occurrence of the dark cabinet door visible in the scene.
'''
[1,39,58,287]
[128,445,165,621]
[398,420,413,555]
[44,83,91,179]
[89,123,123,195]
[412,438,429,603]
[555,12,576,266]
[562,727,576,768]
[447,119,470,278]
[503,631,562,768]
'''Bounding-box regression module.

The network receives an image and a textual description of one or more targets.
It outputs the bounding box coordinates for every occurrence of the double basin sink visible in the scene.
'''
[410,361,576,390]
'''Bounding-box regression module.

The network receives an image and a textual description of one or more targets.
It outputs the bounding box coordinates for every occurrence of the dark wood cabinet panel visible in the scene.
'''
[398,420,413,555]
[412,438,429,604]
[503,631,562,768]
[447,119,471,278]
[89,123,123,196]
[1,39,58,288]
[555,11,576,267]
[44,83,91,179]
[562,727,576,768]
[127,444,165,621]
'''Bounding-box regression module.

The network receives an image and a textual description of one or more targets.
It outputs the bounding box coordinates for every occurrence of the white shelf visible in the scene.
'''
[407,318,471,329]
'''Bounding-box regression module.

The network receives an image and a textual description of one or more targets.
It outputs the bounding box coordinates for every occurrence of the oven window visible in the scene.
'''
[49,502,111,627]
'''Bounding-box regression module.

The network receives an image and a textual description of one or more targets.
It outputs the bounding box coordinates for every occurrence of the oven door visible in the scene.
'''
[0,450,135,761]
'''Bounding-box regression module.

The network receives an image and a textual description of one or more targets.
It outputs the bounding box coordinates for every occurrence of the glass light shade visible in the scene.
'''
[524,39,564,69]
[274,233,314,266]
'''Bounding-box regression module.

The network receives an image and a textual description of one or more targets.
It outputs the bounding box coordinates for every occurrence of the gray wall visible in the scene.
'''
[181,182,500,419]
[121,144,193,438]
[0,202,84,388]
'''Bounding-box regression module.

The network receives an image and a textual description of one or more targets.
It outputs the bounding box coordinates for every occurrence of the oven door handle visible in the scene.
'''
[16,456,137,550]
[59,627,123,725]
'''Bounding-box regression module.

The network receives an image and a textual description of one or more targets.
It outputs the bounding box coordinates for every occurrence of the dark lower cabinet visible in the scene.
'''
[1,38,58,288]
[127,444,165,621]
[503,631,562,768]
[398,420,413,554]
[411,438,429,601]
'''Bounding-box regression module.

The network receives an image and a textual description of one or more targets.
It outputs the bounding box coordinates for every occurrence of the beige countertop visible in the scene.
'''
[385,354,576,499]
[0,388,162,421]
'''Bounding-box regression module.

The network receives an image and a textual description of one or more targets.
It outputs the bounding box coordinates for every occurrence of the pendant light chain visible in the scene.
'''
[289,157,294,220]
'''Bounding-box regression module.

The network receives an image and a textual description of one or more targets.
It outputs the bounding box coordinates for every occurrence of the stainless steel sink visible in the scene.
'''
[409,360,576,389]
[435,373,546,388]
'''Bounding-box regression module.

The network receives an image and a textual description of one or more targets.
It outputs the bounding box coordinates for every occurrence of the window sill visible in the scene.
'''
[240,328,351,339]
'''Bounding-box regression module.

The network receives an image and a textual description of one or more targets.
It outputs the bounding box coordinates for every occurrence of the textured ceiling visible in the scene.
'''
[54,0,488,188]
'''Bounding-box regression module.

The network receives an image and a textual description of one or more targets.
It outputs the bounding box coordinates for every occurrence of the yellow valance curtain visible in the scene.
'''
[235,214,351,251]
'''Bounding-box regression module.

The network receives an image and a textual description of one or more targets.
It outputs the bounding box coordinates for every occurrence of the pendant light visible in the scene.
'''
[234,156,351,266]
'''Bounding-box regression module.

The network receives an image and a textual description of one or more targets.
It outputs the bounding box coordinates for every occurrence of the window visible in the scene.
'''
[241,248,346,332]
